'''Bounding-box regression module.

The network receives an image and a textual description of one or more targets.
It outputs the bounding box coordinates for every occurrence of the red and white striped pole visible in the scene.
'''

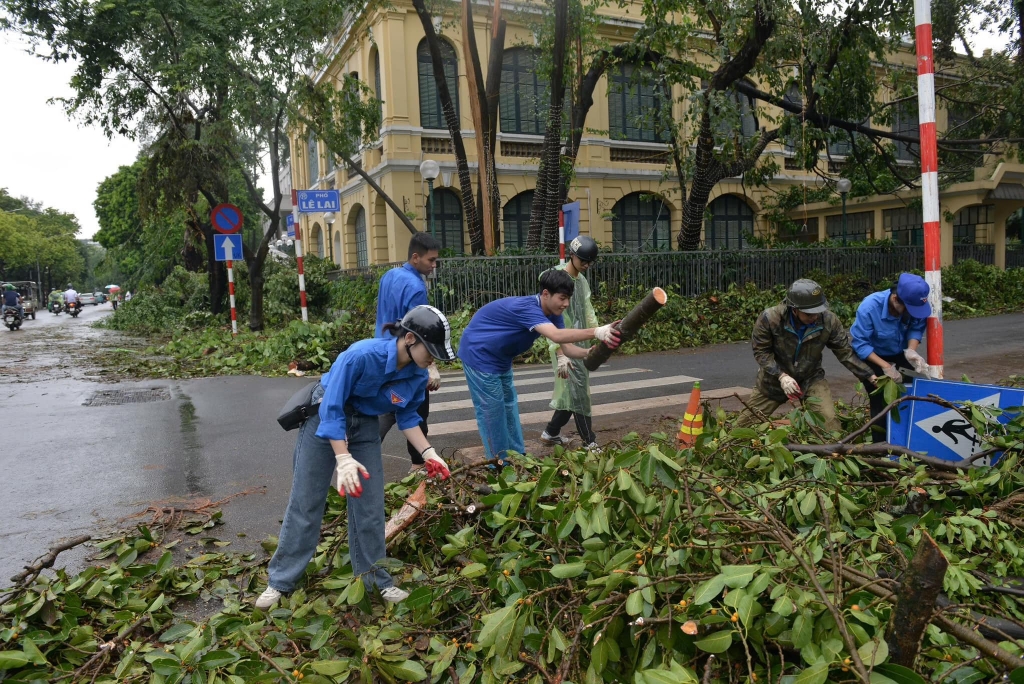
[558,209,566,265]
[292,190,309,322]
[226,260,238,336]
[914,0,944,377]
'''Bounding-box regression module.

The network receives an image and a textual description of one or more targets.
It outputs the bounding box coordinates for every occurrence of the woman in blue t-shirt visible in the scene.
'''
[458,269,621,462]
[255,306,457,610]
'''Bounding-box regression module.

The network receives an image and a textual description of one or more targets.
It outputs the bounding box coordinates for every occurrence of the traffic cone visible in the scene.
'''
[677,381,703,447]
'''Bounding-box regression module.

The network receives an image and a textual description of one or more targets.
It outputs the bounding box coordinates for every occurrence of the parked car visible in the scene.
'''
[79,292,98,305]
[94,292,108,303]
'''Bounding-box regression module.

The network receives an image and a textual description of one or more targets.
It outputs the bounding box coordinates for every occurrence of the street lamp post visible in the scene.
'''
[323,211,336,264]
[837,178,852,245]
[419,159,440,240]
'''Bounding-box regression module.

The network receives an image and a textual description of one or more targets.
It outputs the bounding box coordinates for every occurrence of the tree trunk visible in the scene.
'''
[584,288,667,371]
[885,533,949,667]
[248,259,266,331]
[461,0,497,253]
[412,0,482,253]
[204,227,226,315]
[678,107,723,250]
[531,0,568,252]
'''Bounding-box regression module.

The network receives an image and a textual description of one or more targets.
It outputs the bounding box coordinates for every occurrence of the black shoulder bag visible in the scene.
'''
[277,380,320,431]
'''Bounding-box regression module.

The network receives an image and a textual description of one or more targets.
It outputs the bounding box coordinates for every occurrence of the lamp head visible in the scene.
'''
[322,211,336,225]
[419,159,440,181]
[837,178,852,194]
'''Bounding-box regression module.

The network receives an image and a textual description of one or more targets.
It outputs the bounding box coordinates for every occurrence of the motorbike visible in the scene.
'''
[3,307,23,331]
[65,301,82,318]
[50,300,63,315]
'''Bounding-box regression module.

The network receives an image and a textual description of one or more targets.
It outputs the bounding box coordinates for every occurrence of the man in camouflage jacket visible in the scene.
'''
[737,279,877,432]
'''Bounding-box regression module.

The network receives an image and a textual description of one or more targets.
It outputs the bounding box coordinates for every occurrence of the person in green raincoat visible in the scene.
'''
[540,236,607,450]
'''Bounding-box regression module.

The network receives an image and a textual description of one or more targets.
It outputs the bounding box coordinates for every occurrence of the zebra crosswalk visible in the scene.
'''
[419,364,747,437]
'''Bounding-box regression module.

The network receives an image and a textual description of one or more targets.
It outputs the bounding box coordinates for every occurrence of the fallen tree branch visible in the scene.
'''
[885,532,948,667]
[786,442,968,472]
[10,534,92,584]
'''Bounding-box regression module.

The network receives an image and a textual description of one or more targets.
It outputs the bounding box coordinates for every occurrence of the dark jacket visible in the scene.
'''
[751,304,874,400]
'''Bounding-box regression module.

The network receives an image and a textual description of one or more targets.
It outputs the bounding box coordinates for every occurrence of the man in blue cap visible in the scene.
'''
[850,272,932,435]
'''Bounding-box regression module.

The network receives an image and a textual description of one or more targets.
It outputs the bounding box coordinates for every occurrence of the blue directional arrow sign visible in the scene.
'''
[296,190,340,213]
[214,234,244,262]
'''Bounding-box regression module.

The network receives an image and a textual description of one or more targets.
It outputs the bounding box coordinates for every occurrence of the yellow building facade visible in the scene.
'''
[291,0,1023,269]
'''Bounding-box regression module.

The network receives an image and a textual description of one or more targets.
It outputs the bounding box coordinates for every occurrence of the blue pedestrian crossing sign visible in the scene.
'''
[214,234,243,262]
[286,214,295,238]
[888,378,1024,465]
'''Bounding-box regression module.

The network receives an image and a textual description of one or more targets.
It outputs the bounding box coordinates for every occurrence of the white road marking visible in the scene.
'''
[428,387,750,436]
[430,374,702,412]
[433,367,649,394]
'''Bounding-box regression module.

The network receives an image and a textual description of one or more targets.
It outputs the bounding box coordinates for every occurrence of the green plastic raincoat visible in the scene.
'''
[548,263,599,414]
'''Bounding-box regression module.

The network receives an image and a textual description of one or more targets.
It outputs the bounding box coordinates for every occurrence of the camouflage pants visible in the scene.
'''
[737,378,839,432]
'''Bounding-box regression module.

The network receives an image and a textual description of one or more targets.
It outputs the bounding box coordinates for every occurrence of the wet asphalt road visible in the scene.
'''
[1,308,1022,582]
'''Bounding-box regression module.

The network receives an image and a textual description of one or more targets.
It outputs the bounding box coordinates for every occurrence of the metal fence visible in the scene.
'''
[953,244,995,265]
[1008,245,1024,270]
[413,246,923,313]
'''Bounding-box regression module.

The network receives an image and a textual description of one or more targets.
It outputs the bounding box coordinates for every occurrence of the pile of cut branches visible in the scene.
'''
[2,397,1023,683]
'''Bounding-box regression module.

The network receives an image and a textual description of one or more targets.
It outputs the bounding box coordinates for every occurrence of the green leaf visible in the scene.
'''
[551,562,588,579]
[791,613,813,648]
[0,651,30,670]
[793,661,829,684]
[694,630,733,654]
[873,664,927,684]
[21,639,46,666]
[729,427,759,440]
[405,587,433,609]
[386,659,428,681]
[720,565,756,589]
[858,638,889,667]
[461,563,488,578]
[197,650,240,669]
[478,605,517,648]
[311,660,351,676]
[626,590,645,615]
[347,578,365,605]
[159,623,196,643]
[693,574,727,604]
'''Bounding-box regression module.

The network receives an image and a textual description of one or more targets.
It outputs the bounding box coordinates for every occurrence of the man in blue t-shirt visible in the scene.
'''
[458,269,621,462]
[2,284,23,318]
[376,232,441,472]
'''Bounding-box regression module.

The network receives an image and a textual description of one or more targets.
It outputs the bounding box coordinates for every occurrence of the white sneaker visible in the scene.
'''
[254,587,282,609]
[540,431,569,446]
[381,586,409,603]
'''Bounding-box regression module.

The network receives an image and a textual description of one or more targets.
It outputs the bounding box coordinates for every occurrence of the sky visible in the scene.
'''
[0,19,1012,240]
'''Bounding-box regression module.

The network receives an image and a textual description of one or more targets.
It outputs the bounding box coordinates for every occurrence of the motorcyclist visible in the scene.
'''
[48,289,64,311]
[2,284,24,319]
[63,283,79,311]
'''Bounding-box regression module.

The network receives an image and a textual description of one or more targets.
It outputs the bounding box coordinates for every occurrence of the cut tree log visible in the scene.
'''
[584,287,667,371]
[885,531,948,667]
[384,481,427,542]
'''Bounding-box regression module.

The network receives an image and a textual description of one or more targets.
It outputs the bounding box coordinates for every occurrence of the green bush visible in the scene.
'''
[100,266,211,335]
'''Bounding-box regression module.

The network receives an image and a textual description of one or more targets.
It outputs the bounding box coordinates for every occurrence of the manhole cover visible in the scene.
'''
[84,387,171,407]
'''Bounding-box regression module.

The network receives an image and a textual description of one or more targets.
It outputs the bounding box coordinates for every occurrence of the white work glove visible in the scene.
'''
[427,362,441,392]
[335,453,370,498]
[594,321,622,349]
[903,348,929,375]
[420,447,450,480]
[778,373,803,401]
[556,354,572,379]
[882,364,903,383]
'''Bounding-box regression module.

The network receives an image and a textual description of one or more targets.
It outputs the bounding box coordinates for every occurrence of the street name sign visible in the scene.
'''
[211,203,244,234]
[214,234,244,262]
[297,190,340,213]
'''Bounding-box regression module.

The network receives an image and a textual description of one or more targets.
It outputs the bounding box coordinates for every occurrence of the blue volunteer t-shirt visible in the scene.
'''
[458,295,564,374]
[375,263,428,338]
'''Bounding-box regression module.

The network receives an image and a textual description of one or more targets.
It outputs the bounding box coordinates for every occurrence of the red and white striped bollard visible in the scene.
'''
[227,260,238,336]
[292,190,309,323]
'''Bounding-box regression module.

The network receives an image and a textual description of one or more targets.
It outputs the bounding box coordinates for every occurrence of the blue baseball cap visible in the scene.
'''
[896,273,931,319]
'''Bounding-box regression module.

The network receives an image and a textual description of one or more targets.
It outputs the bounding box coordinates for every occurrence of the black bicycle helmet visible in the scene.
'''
[399,305,457,362]
[568,235,599,263]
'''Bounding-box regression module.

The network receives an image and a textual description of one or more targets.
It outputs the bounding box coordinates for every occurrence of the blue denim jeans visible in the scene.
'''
[267,395,393,593]
[463,364,524,461]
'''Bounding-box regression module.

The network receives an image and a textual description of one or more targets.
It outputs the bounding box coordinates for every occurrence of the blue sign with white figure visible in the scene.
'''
[562,201,581,243]
[888,379,1024,465]
[214,234,244,262]
[286,214,295,238]
[297,190,340,213]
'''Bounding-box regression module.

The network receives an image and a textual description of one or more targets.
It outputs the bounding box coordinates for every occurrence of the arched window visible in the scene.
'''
[612,193,671,251]
[500,49,546,135]
[333,231,342,266]
[782,84,802,153]
[354,207,368,267]
[307,131,319,183]
[371,49,383,125]
[503,191,534,248]
[894,99,919,161]
[417,39,459,130]
[429,188,464,252]
[311,223,324,258]
[953,205,993,244]
[609,65,669,143]
[705,195,754,250]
